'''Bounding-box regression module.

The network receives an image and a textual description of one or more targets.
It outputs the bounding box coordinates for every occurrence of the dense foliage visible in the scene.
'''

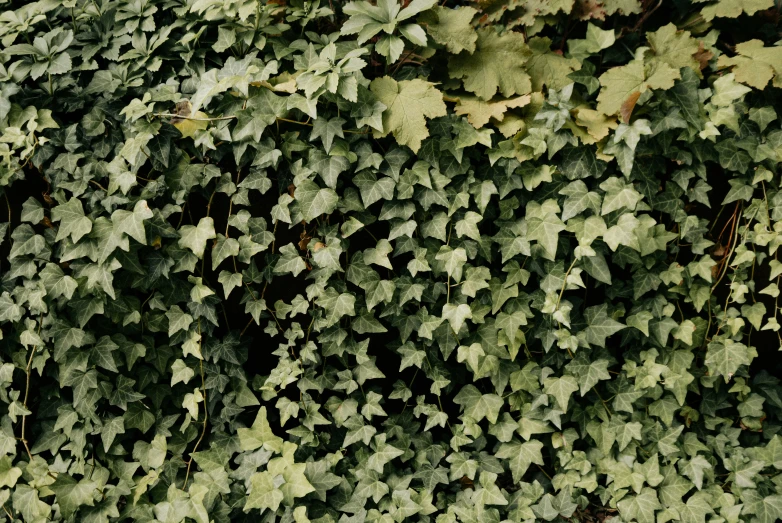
[0,0,781,521]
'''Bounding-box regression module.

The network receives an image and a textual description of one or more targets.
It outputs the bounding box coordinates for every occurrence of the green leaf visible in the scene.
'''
[0,456,21,489]
[617,487,661,523]
[543,375,579,411]
[705,340,755,382]
[496,439,544,483]
[420,6,478,54]
[238,406,284,453]
[245,471,284,513]
[166,305,193,337]
[453,385,503,423]
[566,355,611,395]
[700,0,773,21]
[316,288,356,327]
[527,207,566,258]
[448,28,532,100]
[13,485,51,522]
[583,304,626,347]
[435,246,468,282]
[370,77,447,153]
[50,474,96,519]
[275,243,307,277]
[212,234,240,268]
[100,416,125,453]
[442,303,472,332]
[311,117,345,153]
[179,217,217,259]
[52,197,92,243]
[600,177,643,215]
[295,180,339,222]
[597,58,679,117]
[111,200,153,245]
[40,263,78,300]
[171,359,194,386]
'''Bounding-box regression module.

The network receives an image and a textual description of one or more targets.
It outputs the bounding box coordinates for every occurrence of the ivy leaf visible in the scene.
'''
[543,375,579,411]
[311,117,345,153]
[754,435,782,469]
[526,37,581,91]
[496,439,544,483]
[646,23,701,73]
[212,234,240,269]
[13,485,50,522]
[367,435,405,473]
[682,455,712,490]
[453,385,503,423]
[100,416,125,453]
[20,197,44,224]
[171,359,195,386]
[566,356,611,395]
[705,340,755,382]
[317,288,356,327]
[747,494,782,523]
[166,305,193,337]
[526,209,566,258]
[50,475,96,519]
[274,244,307,277]
[245,471,284,513]
[532,488,578,521]
[442,303,472,332]
[179,217,217,259]
[435,246,468,282]
[40,263,78,300]
[0,456,21,489]
[111,200,153,245]
[295,180,339,222]
[583,305,625,347]
[617,487,661,523]
[51,198,93,243]
[238,406,284,453]
[600,177,643,215]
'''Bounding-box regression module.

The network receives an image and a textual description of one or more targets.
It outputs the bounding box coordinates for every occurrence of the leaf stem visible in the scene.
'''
[183,324,208,490]
[153,113,236,121]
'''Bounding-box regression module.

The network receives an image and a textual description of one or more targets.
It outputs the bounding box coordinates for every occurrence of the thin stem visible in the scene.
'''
[536,464,553,481]
[200,191,217,277]
[89,179,107,192]
[240,317,255,338]
[270,221,278,254]
[183,325,207,490]
[153,113,236,122]
[20,319,42,461]
[556,258,578,311]
[3,192,11,241]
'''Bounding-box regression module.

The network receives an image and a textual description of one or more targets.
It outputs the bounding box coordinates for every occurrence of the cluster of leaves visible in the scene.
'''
[0,0,782,521]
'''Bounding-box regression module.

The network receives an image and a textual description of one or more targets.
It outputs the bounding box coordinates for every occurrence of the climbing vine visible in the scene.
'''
[0,0,781,521]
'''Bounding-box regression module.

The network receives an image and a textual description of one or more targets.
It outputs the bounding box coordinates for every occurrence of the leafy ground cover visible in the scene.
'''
[0,0,781,521]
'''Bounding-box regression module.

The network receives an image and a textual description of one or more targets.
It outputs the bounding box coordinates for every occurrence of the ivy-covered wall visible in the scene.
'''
[0,0,781,521]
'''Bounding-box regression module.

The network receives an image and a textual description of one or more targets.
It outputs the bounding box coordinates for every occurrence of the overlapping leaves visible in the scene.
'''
[0,0,780,522]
